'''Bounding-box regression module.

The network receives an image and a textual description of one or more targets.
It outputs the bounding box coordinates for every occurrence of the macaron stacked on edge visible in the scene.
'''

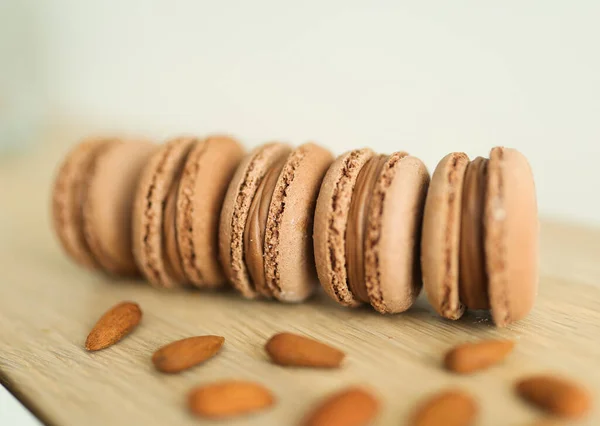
[421,152,470,320]
[263,142,334,302]
[133,136,244,289]
[82,140,158,275]
[219,142,293,299]
[314,149,375,307]
[485,147,539,326]
[365,153,430,314]
[133,137,196,288]
[219,142,334,302]
[421,146,539,327]
[176,135,245,288]
[52,138,156,276]
[52,139,113,271]
[314,149,430,314]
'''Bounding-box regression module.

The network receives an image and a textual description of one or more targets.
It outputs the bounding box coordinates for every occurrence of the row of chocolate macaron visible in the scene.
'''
[52,136,538,327]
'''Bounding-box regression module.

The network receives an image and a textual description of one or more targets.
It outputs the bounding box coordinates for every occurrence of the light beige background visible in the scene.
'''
[2,0,600,224]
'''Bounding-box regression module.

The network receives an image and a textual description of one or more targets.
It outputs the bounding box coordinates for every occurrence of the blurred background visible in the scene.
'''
[1,0,599,224]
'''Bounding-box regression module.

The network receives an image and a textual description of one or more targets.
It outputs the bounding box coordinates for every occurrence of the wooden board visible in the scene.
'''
[1,126,599,425]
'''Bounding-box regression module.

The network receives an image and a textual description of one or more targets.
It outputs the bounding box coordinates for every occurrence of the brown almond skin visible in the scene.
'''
[85,301,142,351]
[152,335,224,373]
[444,339,514,374]
[410,389,477,426]
[302,387,379,426]
[516,375,592,419]
[188,380,274,419]
[265,332,345,368]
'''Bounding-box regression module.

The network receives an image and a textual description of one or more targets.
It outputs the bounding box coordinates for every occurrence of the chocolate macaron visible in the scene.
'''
[314,149,430,313]
[421,147,538,326]
[52,138,157,275]
[219,142,333,302]
[132,136,244,289]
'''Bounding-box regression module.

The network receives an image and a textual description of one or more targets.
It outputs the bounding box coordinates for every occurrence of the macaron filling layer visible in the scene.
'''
[317,148,374,307]
[140,138,195,287]
[243,157,287,296]
[163,169,187,284]
[459,156,490,310]
[345,154,389,302]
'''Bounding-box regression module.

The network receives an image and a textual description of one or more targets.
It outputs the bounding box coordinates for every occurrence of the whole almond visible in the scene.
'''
[85,301,142,351]
[444,339,514,373]
[265,332,345,368]
[302,387,379,426]
[152,335,224,373]
[188,380,274,419]
[516,375,592,418]
[410,389,477,426]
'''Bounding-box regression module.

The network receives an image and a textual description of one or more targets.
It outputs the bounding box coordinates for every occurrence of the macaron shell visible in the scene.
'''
[132,137,195,288]
[264,143,334,302]
[176,136,244,288]
[218,142,292,298]
[485,147,539,326]
[51,139,112,270]
[366,154,429,313]
[83,140,156,275]
[421,152,470,320]
[313,148,375,307]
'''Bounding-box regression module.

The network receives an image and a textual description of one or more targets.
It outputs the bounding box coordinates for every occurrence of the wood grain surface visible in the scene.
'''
[0,125,598,425]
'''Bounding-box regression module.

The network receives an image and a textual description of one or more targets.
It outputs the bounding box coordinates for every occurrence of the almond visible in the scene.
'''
[265,332,345,368]
[85,301,142,351]
[152,335,224,373]
[410,389,477,426]
[302,387,379,426]
[444,339,514,373]
[516,375,592,418]
[188,380,274,419]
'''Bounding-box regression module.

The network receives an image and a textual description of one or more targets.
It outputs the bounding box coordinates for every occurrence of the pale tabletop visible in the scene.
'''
[1,126,599,426]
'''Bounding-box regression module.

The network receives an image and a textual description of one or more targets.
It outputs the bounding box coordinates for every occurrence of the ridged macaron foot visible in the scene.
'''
[421,147,538,326]
[176,136,244,288]
[219,142,333,302]
[219,142,292,299]
[314,149,430,313]
[421,152,470,320]
[133,136,244,289]
[52,138,156,275]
